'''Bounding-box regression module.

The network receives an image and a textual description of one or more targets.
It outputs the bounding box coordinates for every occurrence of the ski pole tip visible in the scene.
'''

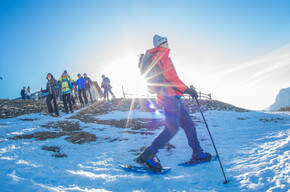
[223,180,230,184]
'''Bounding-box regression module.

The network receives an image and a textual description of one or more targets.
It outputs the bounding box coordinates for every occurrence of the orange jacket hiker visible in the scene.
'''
[145,47,188,103]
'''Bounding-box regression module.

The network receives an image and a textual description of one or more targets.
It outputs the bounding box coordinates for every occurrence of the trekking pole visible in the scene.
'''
[194,97,230,184]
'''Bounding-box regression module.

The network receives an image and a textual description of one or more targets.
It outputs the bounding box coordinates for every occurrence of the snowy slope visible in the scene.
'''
[0,99,289,192]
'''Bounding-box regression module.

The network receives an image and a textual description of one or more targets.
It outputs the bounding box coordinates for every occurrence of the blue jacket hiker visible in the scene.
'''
[75,74,88,105]
[59,73,74,113]
[20,87,26,99]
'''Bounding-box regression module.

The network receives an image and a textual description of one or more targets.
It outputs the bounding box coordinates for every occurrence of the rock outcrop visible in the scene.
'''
[270,87,290,111]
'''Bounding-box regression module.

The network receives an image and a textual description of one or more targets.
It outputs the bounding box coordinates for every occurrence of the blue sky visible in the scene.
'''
[0,0,289,110]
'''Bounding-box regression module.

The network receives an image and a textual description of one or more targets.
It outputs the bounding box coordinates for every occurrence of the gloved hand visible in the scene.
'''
[184,87,198,99]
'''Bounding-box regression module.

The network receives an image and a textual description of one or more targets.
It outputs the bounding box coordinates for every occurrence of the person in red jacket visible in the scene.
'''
[136,35,211,172]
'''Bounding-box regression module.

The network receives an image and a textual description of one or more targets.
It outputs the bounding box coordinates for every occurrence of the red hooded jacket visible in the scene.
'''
[146,47,188,102]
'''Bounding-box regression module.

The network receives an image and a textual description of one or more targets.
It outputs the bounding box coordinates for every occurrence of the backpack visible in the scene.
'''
[138,53,164,93]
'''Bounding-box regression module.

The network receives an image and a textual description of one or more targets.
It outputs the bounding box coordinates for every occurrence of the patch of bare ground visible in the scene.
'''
[42,146,61,152]
[10,120,97,144]
[68,98,247,136]
[0,99,73,119]
[40,121,81,132]
[74,98,248,120]
[68,99,164,135]
[182,99,249,113]
[10,131,64,141]
[20,118,38,121]
[53,153,68,158]
[0,99,47,119]
[259,117,284,123]
[42,146,67,158]
[65,132,97,144]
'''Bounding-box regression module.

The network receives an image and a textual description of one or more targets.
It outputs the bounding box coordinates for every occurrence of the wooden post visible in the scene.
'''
[122,85,126,98]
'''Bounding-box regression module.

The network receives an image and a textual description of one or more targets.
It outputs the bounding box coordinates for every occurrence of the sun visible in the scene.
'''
[101,52,149,98]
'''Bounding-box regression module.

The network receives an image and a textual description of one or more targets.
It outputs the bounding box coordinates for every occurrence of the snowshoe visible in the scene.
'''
[120,164,171,174]
[178,154,217,167]
[185,152,211,165]
[134,156,162,173]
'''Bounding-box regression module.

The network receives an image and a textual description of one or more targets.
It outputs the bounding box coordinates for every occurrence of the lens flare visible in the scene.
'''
[146,100,155,110]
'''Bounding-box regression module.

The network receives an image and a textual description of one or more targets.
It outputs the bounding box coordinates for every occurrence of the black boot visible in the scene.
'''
[134,156,162,173]
[185,152,211,164]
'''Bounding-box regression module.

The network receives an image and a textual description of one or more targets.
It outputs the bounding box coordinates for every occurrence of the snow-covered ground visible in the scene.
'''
[0,102,289,192]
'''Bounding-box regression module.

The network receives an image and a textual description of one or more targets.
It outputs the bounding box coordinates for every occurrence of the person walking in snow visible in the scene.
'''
[41,73,60,117]
[135,35,211,172]
[101,75,115,100]
[59,73,74,114]
[58,70,76,107]
[84,73,94,103]
[75,73,88,105]
[20,86,26,99]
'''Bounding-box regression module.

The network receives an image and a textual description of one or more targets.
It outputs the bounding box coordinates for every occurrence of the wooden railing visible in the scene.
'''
[183,91,212,100]
[122,85,212,100]
[14,91,49,100]
[122,86,153,98]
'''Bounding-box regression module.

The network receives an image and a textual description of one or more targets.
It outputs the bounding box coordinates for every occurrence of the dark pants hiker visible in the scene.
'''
[104,88,114,100]
[62,93,73,113]
[78,88,88,104]
[71,89,76,106]
[46,93,59,116]
[140,96,203,160]
[86,88,94,103]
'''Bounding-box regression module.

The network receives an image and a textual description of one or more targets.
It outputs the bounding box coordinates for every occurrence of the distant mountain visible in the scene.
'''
[270,87,290,111]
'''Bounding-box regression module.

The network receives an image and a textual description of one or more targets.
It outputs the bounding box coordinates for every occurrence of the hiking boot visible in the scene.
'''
[45,111,53,116]
[135,156,162,173]
[185,152,212,164]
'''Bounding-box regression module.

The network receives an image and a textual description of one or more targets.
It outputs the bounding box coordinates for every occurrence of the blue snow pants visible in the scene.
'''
[140,96,203,159]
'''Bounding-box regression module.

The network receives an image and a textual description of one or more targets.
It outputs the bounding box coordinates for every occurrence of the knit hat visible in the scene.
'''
[153,35,167,47]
